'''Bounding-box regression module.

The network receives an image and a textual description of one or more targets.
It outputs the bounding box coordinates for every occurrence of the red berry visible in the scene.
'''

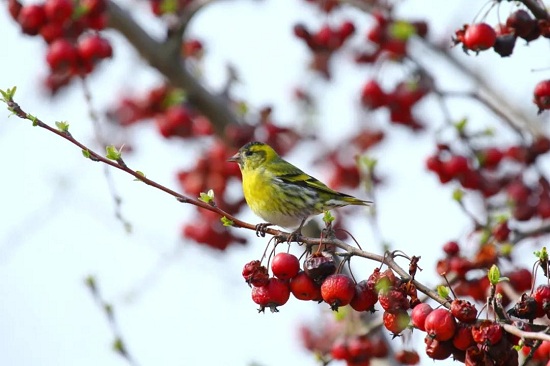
[46,39,78,72]
[507,268,532,292]
[17,4,46,35]
[534,80,550,114]
[424,336,452,360]
[453,323,475,351]
[251,277,290,313]
[271,252,300,280]
[44,0,74,24]
[492,220,510,242]
[8,0,23,20]
[360,80,387,109]
[378,288,409,312]
[39,22,64,44]
[77,35,113,63]
[383,310,410,335]
[463,23,497,51]
[479,147,503,169]
[471,320,502,346]
[424,308,457,341]
[289,271,321,301]
[330,339,350,360]
[350,280,378,312]
[320,274,356,311]
[450,299,477,323]
[242,260,269,287]
[442,241,460,256]
[443,155,469,177]
[410,303,433,331]
[339,20,355,39]
[533,284,550,317]
[155,105,193,138]
[395,350,420,365]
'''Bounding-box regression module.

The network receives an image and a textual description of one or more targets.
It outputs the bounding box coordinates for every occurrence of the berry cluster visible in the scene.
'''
[355,12,428,63]
[360,76,430,131]
[426,136,550,221]
[293,21,356,78]
[454,10,550,57]
[451,10,550,114]
[8,0,111,92]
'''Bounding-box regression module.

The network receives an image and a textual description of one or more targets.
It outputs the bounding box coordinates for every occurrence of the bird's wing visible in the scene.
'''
[271,159,342,196]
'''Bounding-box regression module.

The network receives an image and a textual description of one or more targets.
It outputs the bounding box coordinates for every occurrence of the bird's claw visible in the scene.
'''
[255,223,273,237]
[286,229,302,243]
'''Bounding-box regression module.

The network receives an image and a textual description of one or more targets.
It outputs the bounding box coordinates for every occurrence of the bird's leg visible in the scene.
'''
[287,218,306,243]
[255,223,273,237]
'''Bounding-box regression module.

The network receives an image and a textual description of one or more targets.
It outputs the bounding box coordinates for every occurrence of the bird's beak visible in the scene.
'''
[227,152,240,164]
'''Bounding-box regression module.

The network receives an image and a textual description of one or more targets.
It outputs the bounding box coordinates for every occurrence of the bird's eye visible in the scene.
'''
[244,150,253,157]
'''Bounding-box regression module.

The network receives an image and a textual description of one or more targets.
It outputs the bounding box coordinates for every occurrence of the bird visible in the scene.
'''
[228,141,371,236]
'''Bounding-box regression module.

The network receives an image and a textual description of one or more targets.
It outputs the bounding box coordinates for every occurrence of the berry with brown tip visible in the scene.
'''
[289,271,321,301]
[321,274,356,311]
[242,260,269,287]
[350,280,378,312]
[383,310,410,336]
[251,277,290,313]
[450,299,477,323]
[534,80,550,114]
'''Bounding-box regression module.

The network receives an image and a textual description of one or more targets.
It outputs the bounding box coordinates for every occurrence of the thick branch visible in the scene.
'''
[106,0,242,140]
[521,0,550,20]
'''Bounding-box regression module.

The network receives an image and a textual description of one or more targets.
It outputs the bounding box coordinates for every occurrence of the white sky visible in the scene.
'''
[1,0,549,365]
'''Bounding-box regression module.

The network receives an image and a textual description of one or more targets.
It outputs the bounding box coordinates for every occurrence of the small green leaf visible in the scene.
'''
[359,155,377,170]
[84,275,96,293]
[437,285,450,299]
[0,86,16,102]
[500,243,513,257]
[488,264,501,286]
[389,21,417,41]
[104,303,113,317]
[199,189,215,204]
[332,305,349,320]
[112,338,127,355]
[482,127,495,136]
[106,145,121,161]
[82,149,91,159]
[221,216,234,227]
[236,101,249,116]
[323,211,335,224]
[479,230,491,245]
[452,188,464,202]
[27,114,38,126]
[162,88,186,108]
[375,277,391,293]
[454,118,468,133]
[55,121,69,132]
[534,247,548,261]
[133,171,146,181]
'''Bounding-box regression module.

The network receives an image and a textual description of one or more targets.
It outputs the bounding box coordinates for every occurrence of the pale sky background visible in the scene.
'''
[1,1,549,366]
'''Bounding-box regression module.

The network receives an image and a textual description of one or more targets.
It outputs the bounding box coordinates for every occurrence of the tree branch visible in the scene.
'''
[2,91,449,308]
[106,0,242,141]
[521,0,550,20]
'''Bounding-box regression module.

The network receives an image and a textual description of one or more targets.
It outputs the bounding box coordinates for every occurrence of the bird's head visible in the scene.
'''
[228,142,278,171]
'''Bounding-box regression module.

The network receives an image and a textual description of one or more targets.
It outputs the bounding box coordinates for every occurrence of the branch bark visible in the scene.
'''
[106,0,242,141]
